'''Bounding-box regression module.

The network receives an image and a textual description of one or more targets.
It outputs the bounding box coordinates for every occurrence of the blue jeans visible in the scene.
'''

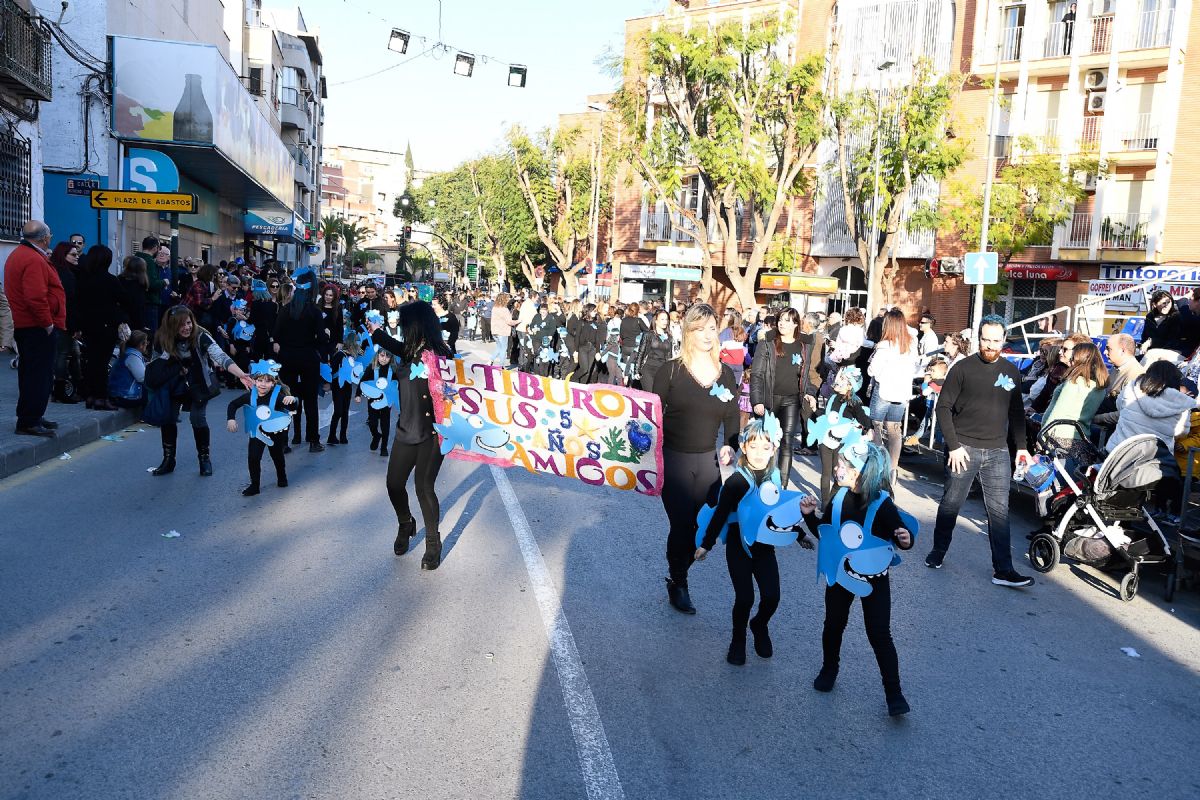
[492,334,510,364]
[932,445,1015,573]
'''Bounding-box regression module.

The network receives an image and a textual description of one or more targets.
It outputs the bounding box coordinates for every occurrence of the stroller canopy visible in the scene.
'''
[1093,434,1164,499]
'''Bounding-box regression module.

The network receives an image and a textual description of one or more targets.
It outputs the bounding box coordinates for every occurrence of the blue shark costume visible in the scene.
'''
[802,440,918,715]
[693,413,813,665]
[226,360,292,495]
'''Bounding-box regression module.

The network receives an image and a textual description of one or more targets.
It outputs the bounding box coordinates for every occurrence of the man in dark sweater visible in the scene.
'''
[927,315,1034,587]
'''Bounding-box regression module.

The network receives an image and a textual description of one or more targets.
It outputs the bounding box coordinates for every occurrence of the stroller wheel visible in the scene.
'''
[1029,534,1060,573]
[1119,572,1139,603]
[1164,572,1176,603]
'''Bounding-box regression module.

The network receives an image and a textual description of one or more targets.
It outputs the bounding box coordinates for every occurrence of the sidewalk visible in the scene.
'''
[0,356,138,479]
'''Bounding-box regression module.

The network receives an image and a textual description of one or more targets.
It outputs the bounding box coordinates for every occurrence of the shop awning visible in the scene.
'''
[133,142,290,213]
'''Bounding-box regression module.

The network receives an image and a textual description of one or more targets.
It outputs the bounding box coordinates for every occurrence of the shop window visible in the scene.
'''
[830,265,868,314]
[0,129,31,242]
[1008,278,1058,324]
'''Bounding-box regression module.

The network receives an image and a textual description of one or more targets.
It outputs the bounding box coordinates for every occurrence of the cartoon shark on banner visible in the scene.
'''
[357,367,400,410]
[432,410,512,457]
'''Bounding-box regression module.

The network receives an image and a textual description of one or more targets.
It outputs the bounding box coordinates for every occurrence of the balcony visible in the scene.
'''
[279,87,311,129]
[1118,113,1159,151]
[1063,212,1092,248]
[1100,213,1149,250]
[288,145,313,187]
[0,0,52,102]
[641,209,696,245]
[1089,15,1113,55]
[1126,8,1173,50]
[1079,116,1102,152]
[1042,21,1075,59]
[1036,118,1061,154]
[1000,26,1023,62]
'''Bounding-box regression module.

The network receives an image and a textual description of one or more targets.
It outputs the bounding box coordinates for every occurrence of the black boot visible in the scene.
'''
[394,517,415,555]
[421,531,442,570]
[195,427,213,476]
[379,441,389,458]
[726,633,747,666]
[151,426,177,476]
[151,445,176,476]
[241,483,260,496]
[369,431,380,451]
[813,666,838,692]
[749,619,774,658]
[665,578,696,615]
[885,681,910,716]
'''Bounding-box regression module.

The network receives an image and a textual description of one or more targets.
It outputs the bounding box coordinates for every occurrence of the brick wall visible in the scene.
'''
[1162,15,1200,264]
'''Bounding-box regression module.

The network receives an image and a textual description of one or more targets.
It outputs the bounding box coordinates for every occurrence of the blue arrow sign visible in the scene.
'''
[964,251,999,285]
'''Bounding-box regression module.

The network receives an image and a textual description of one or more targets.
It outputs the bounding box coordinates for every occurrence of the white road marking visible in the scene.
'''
[489,466,626,800]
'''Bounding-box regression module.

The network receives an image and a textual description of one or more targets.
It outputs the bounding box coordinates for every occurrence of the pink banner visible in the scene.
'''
[427,353,665,495]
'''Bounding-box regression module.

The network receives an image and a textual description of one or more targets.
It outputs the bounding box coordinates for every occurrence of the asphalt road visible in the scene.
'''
[2,339,1199,800]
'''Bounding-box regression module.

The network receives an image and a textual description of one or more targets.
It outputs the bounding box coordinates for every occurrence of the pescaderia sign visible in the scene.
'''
[426,356,664,495]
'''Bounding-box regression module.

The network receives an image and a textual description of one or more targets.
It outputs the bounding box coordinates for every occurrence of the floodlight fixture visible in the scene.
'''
[508,65,528,88]
[454,52,475,77]
[389,28,410,54]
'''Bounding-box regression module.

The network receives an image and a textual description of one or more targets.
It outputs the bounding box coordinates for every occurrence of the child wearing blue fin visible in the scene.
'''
[226,360,297,496]
[694,414,813,666]
[800,441,917,716]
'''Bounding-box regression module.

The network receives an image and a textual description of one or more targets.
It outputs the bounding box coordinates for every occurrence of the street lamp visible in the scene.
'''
[587,102,611,301]
[865,59,895,319]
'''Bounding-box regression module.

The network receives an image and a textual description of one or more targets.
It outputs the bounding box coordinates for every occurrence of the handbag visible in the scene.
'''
[142,384,176,426]
[189,360,222,404]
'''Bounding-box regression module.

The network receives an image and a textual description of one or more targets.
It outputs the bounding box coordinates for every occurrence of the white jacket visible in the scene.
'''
[869,340,919,403]
[1107,383,1199,452]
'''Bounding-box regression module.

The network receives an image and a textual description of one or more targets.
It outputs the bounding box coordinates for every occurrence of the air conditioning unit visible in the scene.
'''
[1087,92,1107,113]
[1085,69,1108,90]
[1074,169,1099,191]
[939,256,964,275]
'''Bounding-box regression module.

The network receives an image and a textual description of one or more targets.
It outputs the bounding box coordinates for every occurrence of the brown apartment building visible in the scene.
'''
[605,0,1197,332]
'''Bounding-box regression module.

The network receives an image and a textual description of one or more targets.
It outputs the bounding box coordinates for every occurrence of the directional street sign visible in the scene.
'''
[964,251,999,285]
[89,190,197,213]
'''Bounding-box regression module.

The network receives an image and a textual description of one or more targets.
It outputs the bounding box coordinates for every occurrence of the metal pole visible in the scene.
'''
[865,71,886,319]
[169,212,180,284]
[974,44,1003,334]
[589,122,602,300]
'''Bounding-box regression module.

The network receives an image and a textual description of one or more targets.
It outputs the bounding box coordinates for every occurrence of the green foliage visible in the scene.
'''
[612,11,825,307]
[320,214,342,264]
[941,142,1094,264]
[340,221,366,260]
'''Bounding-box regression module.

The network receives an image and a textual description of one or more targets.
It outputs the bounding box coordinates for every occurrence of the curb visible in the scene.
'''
[0,408,139,480]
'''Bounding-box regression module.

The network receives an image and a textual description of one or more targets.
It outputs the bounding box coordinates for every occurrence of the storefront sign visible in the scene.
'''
[655,245,704,266]
[1005,264,1079,281]
[427,356,664,495]
[760,274,790,290]
[244,209,295,236]
[758,274,840,293]
[1088,280,1195,304]
[623,264,701,281]
[1099,265,1200,283]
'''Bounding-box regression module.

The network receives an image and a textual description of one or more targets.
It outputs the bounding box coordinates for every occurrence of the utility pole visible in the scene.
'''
[865,60,894,318]
[973,43,1003,335]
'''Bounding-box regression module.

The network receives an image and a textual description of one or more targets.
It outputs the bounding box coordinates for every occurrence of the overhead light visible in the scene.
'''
[454,52,475,77]
[508,65,527,88]
[389,28,410,54]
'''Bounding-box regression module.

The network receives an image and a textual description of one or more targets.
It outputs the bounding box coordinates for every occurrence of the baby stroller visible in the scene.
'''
[1027,421,1173,602]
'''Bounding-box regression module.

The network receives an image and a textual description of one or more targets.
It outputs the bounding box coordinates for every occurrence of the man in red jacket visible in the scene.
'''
[6,221,65,436]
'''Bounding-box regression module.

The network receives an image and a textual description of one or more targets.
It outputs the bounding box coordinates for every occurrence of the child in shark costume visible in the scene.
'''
[693,414,814,666]
[807,365,872,505]
[225,360,297,496]
[800,440,918,716]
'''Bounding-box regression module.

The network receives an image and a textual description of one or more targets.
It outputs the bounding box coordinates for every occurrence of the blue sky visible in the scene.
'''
[303,0,663,171]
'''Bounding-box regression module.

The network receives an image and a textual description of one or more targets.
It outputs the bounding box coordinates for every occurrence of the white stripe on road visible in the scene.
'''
[489,466,626,800]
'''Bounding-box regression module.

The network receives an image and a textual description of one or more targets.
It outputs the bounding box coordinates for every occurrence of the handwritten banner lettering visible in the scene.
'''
[427,355,665,495]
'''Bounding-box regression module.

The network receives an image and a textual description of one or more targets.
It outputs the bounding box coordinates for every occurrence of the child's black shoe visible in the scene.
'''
[241,484,260,497]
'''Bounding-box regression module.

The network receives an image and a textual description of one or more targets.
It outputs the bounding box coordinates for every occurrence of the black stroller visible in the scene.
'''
[1027,422,1173,602]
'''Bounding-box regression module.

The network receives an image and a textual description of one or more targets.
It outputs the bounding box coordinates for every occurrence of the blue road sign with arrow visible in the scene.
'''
[964,251,999,285]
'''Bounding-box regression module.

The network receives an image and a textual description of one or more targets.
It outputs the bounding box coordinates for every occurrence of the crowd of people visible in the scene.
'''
[6,218,1200,711]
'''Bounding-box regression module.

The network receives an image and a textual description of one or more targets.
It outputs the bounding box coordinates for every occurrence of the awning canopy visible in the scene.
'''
[130,142,290,214]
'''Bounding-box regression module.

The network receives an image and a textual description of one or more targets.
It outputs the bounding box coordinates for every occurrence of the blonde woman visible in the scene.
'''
[651,304,741,614]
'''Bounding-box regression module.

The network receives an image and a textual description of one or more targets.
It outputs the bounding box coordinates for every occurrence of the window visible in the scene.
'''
[830,265,867,314]
[1008,278,1058,323]
[248,66,263,96]
[0,129,32,242]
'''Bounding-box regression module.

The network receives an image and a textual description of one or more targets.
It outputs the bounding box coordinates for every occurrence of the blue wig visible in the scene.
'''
[840,441,892,503]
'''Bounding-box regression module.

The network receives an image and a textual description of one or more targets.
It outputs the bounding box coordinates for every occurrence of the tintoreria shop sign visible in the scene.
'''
[1099,265,1200,283]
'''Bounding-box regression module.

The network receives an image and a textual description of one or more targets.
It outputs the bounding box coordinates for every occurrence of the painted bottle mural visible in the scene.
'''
[173,74,213,143]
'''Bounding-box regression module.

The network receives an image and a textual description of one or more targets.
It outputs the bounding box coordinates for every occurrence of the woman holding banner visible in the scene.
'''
[365,301,453,570]
[652,304,741,615]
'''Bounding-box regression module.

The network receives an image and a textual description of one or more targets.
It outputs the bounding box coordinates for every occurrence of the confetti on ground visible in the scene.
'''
[1120,647,1141,658]
[100,435,124,442]
[162,530,181,539]
[58,453,71,460]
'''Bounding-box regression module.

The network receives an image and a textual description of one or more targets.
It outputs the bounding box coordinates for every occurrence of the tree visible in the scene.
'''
[613,12,824,309]
[320,214,342,268]
[940,141,1093,267]
[340,220,366,266]
[508,124,607,299]
[827,55,967,310]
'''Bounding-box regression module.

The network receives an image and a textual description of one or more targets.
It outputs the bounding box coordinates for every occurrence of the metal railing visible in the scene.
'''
[0,125,31,241]
[1099,212,1149,250]
[642,209,696,244]
[1090,15,1113,54]
[1037,118,1061,153]
[0,0,52,102]
[1126,8,1173,50]
[1119,113,1159,151]
[1064,212,1093,248]
[1042,20,1076,58]
[288,144,311,170]
[1079,116,1102,152]
[1001,26,1024,61]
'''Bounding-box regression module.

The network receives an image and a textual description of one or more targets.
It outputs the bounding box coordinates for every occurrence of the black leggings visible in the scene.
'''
[822,575,900,693]
[329,383,353,440]
[280,359,320,442]
[726,541,780,636]
[768,394,800,486]
[80,326,116,400]
[660,448,719,584]
[819,443,839,506]
[248,433,287,486]
[368,407,392,449]
[386,436,446,534]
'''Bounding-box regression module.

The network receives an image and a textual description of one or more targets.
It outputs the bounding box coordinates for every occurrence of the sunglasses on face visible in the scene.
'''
[269,283,280,288]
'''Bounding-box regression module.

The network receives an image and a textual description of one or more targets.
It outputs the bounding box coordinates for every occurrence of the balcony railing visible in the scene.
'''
[1001,26,1023,61]
[1064,212,1092,248]
[1090,15,1113,54]
[1037,118,1061,153]
[288,144,312,170]
[1126,8,1173,50]
[1042,21,1077,58]
[1119,113,1159,151]
[1079,116,1102,152]
[642,209,696,244]
[1100,213,1149,249]
[0,0,52,102]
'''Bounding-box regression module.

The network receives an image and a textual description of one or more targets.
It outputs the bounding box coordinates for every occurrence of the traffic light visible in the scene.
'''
[924,258,940,279]
[403,224,412,240]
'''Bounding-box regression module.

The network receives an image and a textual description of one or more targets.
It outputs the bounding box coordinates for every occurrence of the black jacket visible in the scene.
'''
[749,330,803,408]
[636,329,673,375]
[75,269,131,332]
[273,301,328,365]
[369,329,436,445]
